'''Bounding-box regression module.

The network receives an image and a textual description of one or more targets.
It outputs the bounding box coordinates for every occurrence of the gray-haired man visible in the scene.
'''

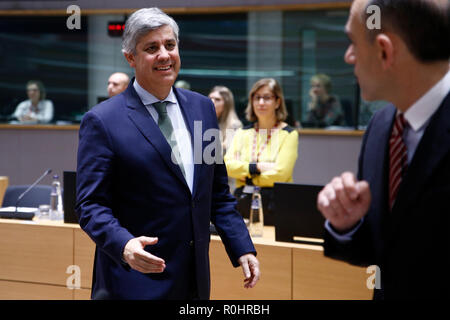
[76,7,260,300]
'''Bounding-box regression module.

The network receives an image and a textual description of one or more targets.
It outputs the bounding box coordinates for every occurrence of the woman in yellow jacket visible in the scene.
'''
[224,78,299,225]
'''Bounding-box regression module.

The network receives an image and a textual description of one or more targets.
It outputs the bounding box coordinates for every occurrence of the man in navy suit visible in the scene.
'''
[76,7,260,299]
[317,0,450,299]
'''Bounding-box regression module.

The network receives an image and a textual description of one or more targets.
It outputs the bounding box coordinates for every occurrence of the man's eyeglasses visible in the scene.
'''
[253,95,276,102]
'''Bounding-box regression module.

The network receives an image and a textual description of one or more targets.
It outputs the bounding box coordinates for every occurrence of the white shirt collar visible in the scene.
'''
[403,70,450,131]
[133,79,177,106]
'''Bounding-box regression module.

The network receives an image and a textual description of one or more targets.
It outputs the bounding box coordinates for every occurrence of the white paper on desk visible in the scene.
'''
[0,206,38,213]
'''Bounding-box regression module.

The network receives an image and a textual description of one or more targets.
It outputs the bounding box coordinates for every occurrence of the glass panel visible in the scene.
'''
[0,16,88,124]
[283,10,357,129]
[0,9,380,131]
[174,13,249,123]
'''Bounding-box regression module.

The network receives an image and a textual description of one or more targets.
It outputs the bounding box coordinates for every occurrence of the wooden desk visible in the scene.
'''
[0,176,8,206]
[210,227,372,300]
[0,219,93,300]
[0,220,372,300]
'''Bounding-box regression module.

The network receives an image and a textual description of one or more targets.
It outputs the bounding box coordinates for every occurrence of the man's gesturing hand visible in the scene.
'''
[317,171,371,233]
[238,254,260,289]
[123,236,166,273]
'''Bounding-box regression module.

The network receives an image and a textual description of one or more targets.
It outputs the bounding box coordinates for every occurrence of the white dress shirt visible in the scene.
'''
[133,79,194,193]
[12,99,54,123]
[327,69,450,242]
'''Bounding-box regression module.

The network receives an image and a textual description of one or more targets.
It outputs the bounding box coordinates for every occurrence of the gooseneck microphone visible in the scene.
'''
[14,168,52,212]
[0,168,52,220]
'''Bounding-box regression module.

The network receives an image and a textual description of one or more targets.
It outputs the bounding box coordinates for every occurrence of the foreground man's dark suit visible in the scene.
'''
[76,81,255,299]
[324,92,450,299]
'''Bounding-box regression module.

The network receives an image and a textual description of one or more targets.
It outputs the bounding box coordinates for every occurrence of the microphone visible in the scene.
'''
[14,168,52,211]
[0,168,52,220]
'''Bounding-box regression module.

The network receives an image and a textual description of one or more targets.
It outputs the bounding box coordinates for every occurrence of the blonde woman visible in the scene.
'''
[224,78,299,225]
[208,86,242,154]
[305,73,343,127]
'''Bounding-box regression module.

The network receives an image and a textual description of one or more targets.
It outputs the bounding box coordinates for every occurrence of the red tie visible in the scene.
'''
[389,113,408,210]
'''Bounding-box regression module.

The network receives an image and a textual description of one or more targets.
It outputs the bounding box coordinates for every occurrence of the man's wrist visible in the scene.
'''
[325,219,364,243]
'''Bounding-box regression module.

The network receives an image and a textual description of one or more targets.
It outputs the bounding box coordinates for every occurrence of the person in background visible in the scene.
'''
[317,0,450,299]
[76,7,259,300]
[305,73,343,127]
[107,72,130,98]
[208,85,242,154]
[12,80,53,123]
[209,85,242,193]
[224,78,299,226]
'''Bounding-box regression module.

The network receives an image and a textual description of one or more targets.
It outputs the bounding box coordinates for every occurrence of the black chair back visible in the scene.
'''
[2,185,52,207]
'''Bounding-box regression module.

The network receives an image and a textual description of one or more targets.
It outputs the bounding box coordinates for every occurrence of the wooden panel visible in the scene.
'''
[74,288,92,300]
[299,129,364,136]
[293,248,372,300]
[0,124,79,130]
[74,228,95,289]
[0,176,8,206]
[0,223,73,285]
[210,240,291,300]
[0,280,73,300]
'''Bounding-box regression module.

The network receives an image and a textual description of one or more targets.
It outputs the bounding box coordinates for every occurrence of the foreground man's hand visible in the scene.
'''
[238,253,260,289]
[123,236,166,273]
[317,171,371,233]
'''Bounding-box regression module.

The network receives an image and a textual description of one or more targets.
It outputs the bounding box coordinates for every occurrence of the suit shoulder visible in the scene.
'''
[371,103,396,121]
[82,95,127,125]
[90,94,126,116]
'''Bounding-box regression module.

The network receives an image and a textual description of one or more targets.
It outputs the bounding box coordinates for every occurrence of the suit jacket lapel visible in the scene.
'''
[364,105,396,257]
[389,92,450,233]
[173,87,202,197]
[125,82,189,189]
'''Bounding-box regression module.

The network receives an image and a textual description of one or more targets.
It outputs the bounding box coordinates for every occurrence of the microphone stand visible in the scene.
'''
[14,169,52,212]
[0,169,52,220]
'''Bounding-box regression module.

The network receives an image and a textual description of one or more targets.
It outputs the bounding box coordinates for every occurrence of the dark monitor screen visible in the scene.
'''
[274,183,325,244]
[63,171,78,224]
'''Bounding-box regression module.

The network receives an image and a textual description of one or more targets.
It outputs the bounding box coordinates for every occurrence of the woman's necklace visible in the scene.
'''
[251,121,280,162]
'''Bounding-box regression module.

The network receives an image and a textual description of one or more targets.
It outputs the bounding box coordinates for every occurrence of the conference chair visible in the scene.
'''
[1,185,52,208]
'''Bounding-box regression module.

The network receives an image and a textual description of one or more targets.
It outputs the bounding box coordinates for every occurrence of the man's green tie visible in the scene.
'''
[153,101,186,179]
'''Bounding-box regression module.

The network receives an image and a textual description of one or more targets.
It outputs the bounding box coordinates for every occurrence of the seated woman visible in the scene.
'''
[12,80,54,123]
[224,78,299,226]
[305,73,343,128]
[208,85,242,155]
